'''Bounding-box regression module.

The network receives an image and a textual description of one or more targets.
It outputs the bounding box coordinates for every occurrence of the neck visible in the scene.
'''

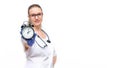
[33,25,42,32]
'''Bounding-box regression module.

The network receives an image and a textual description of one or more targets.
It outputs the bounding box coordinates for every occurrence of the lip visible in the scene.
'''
[35,20,40,23]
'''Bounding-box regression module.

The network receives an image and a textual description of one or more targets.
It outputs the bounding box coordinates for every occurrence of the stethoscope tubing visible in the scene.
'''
[35,29,51,48]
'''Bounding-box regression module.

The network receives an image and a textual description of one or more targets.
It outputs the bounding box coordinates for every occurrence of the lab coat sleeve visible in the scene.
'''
[53,46,57,57]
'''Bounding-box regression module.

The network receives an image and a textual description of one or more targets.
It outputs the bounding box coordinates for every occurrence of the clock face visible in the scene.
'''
[21,26,34,39]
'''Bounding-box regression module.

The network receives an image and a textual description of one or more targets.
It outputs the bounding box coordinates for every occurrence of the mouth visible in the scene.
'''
[35,20,40,23]
[33,20,41,25]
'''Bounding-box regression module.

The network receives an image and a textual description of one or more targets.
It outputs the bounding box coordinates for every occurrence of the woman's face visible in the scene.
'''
[28,7,43,27]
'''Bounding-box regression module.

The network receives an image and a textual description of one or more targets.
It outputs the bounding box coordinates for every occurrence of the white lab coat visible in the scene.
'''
[22,36,57,68]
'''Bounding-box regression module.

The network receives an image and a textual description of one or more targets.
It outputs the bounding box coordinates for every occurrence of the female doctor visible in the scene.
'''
[21,4,57,68]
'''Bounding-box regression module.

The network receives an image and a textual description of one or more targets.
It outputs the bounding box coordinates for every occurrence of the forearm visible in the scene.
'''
[53,56,57,66]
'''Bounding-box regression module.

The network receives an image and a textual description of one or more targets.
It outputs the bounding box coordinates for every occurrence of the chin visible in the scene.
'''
[34,23,41,26]
[33,21,42,26]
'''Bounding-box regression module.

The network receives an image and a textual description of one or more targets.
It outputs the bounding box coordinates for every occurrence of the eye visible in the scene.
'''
[38,13,42,15]
[31,14,36,17]
[30,13,43,17]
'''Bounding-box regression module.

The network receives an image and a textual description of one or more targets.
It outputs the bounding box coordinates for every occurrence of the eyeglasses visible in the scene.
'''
[29,13,43,18]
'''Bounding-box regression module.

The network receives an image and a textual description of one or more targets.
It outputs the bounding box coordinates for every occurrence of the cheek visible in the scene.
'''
[29,18,34,22]
[40,17,43,22]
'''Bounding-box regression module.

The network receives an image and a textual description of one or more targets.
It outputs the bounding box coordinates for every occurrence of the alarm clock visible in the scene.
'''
[21,22,34,39]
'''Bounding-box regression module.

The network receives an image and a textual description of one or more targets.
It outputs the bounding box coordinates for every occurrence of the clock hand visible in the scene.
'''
[27,31,30,34]
[27,29,31,34]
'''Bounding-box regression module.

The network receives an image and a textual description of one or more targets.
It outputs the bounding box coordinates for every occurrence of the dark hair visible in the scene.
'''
[28,4,42,15]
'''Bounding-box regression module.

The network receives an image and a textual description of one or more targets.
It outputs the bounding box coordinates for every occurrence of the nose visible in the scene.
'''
[35,16,39,19]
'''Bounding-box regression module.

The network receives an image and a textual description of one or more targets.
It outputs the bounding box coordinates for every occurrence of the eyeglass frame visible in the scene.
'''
[29,13,43,18]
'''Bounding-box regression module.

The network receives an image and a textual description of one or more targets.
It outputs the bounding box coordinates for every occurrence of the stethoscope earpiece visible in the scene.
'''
[47,40,51,43]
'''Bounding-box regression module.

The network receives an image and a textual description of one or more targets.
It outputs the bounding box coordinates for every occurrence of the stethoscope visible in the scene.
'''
[35,29,51,48]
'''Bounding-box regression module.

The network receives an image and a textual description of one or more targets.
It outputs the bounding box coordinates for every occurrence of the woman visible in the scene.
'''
[21,4,57,68]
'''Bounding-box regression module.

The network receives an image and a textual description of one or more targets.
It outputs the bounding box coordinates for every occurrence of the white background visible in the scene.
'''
[0,0,120,68]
